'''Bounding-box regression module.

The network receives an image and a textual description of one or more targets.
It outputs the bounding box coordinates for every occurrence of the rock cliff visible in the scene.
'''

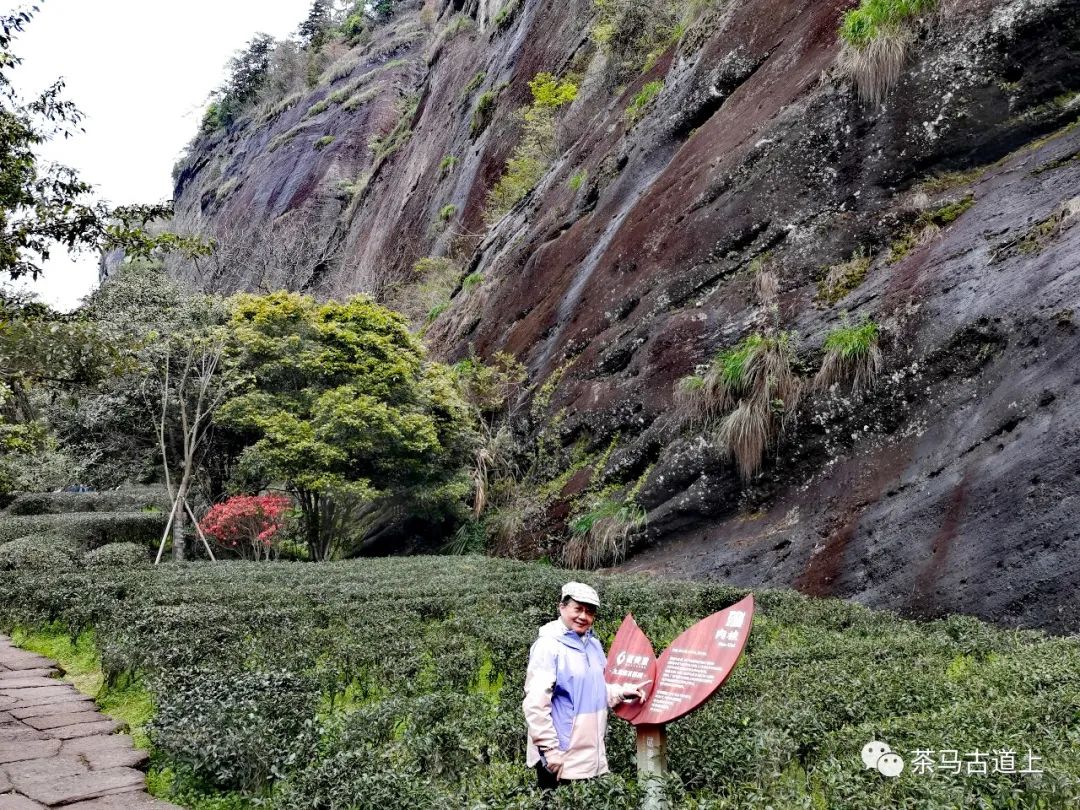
[169,0,1080,632]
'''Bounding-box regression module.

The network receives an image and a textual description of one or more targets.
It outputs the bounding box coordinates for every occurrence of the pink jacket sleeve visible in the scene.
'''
[522,639,560,754]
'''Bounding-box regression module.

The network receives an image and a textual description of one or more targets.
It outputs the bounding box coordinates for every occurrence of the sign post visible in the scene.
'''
[636,724,669,809]
[606,594,755,807]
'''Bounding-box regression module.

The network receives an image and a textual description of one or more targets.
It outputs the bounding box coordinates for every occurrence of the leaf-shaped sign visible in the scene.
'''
[605,613,658,722]
[632,594,754,726]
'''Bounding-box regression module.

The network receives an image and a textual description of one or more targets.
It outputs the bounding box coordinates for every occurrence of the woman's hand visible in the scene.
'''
[543,748,565,776]
[621,679,652,702]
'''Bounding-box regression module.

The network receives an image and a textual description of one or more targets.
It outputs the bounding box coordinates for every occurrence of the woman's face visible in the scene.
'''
[559,598,597,636]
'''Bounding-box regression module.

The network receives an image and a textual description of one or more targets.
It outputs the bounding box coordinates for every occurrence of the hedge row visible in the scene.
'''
[0,511,166,549]
[0,537,151,571]
[0,558,1076,808]
[2,487,170,517]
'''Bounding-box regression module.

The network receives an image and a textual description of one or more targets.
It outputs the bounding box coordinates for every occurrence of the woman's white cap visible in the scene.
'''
[561,581,600,607]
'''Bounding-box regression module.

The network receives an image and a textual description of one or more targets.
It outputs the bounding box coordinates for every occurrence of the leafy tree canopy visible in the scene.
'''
[298,0,332,49]
[217,292,476,556]
[0,284,134,498]
[201,33,276,132]
[219,291,474,490]
[42,263,230,491]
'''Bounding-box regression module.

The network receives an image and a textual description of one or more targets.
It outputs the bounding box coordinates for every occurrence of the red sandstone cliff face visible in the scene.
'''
[170,0,1080,632]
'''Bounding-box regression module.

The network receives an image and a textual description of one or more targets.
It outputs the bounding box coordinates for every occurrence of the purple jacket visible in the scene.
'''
[523,619,623,779]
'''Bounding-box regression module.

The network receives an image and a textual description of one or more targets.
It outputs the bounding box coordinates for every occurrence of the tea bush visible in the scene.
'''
[0,511,167,549]
[0,535,79,570]
[150,668,320,791]
[83,542,151,568]
[3,487,169,516]
[0,558,1076,808]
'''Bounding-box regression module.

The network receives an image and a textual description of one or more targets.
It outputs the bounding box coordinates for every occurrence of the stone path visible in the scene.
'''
[0,635,181,809]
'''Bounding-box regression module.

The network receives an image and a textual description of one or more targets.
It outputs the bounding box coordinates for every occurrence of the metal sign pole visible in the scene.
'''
[636,724,669,809]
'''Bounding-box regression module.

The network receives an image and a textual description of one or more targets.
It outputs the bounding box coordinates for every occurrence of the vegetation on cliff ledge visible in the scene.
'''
[837,0,939,103]
[485,72,578,223]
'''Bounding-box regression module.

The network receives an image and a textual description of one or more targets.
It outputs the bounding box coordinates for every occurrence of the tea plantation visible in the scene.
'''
[0,556,1077,809]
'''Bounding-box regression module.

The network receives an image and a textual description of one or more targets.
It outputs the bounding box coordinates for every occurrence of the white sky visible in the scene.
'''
[9,0,314,310]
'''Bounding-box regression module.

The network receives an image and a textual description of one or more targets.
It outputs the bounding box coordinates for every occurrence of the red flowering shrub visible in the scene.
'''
[199,494,292,561]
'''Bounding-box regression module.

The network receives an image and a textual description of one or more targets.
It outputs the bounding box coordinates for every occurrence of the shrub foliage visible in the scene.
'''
[0,558,1076,808]
[592,0,685,78]
[198,494,292,561]
[218,292,475,560]
[484,73,578,223]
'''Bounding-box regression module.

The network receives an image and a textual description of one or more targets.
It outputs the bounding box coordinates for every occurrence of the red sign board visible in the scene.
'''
[605,614,658,723]
[605,594,754,726]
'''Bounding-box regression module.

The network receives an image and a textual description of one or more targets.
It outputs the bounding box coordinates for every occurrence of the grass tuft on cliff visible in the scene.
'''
[815,317,883,392]
[819,249,872,305]
[565,496,646,568]
[676,332,801,479]
[839,0,936,49]
[625,80,664,125]
[837,0,937,103]
[676,313,887,479]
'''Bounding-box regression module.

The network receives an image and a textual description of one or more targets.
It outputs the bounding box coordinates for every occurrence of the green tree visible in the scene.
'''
[78,263,237,561]
[217,292,475,560]
[298,0,331,49]
[371,0,396,19]
[484,73,578,223]
[0,8,94,280]
[0,285,131,499]
[202,33,276,132]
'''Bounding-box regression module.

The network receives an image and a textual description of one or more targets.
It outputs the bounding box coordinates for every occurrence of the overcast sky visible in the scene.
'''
[9,0,314,310]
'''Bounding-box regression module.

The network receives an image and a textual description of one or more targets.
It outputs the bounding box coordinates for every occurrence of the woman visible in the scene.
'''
[522,581,651,787]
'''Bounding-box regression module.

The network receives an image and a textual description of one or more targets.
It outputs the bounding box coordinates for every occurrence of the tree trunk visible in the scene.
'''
[318,495,337,562]
[172,483,188,561]
[299,490,323,561]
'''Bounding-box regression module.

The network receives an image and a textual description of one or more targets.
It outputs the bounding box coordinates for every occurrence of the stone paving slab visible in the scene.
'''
[9,693,92,711]
[0,726,46,742]
[0,680,59,692]
[0,689,74,704]
[0,654,56,671]
[60,738,147,771]
[45,720,123,741]
[0,672,53,682]
[13,766,145,805]
[0,635,165,809]
[2,757,87,782]
[0,794,47,809]
[0,741,61,765]
[0,654,54,667]
[24,713,107,732]
[65,795,185,810]
[9,701,95,721]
